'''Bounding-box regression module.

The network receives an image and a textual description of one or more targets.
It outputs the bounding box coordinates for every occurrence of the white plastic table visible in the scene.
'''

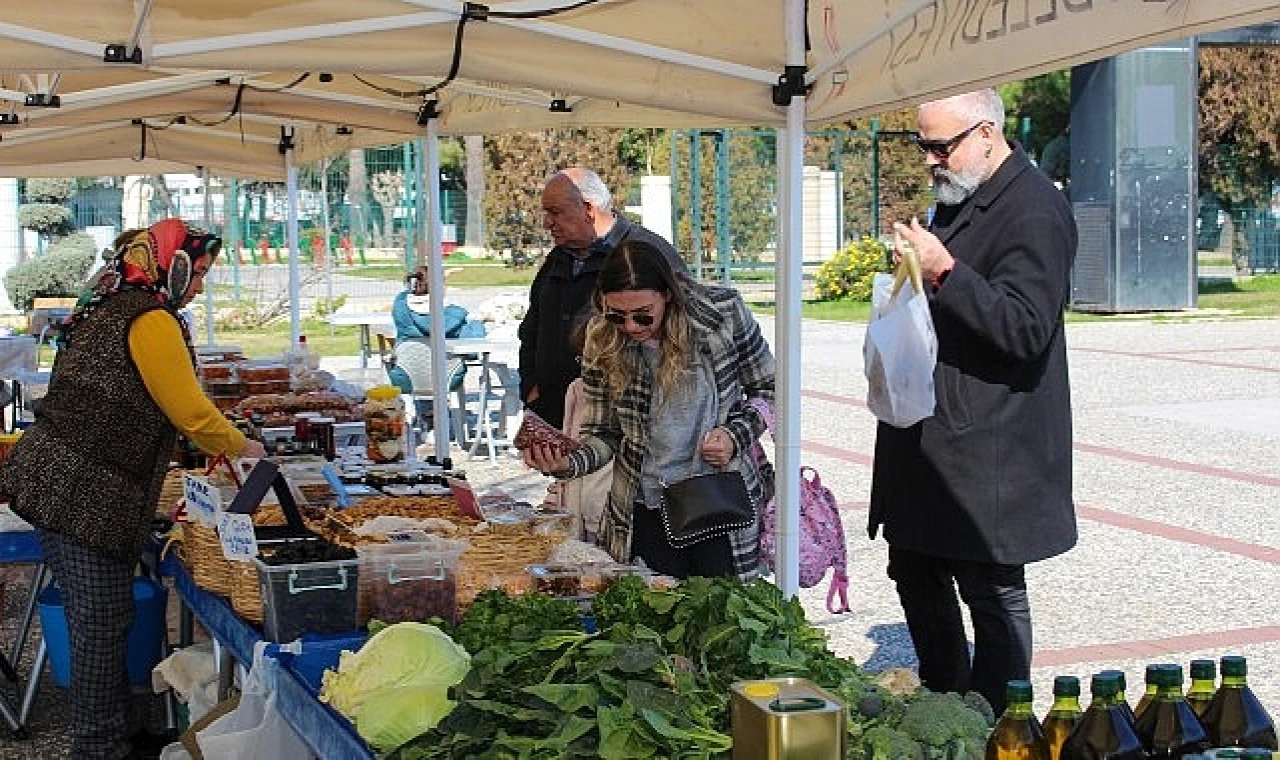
[326,313,394,369]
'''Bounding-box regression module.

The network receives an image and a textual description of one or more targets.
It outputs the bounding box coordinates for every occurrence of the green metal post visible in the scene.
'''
[832,132,844,245]
[690,132,704,281]
[669,130,680,258]
[229,178,241,302]
[714,129,731,285]
[403,142,416,272]
[871,118,881,240]
[1021,116,1031,149]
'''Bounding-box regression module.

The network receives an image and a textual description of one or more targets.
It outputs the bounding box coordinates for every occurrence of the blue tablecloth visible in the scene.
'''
[0,530,40,564]
[171,563,373,760]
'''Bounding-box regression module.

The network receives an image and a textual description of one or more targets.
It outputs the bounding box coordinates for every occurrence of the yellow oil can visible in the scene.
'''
[730,677,847,760]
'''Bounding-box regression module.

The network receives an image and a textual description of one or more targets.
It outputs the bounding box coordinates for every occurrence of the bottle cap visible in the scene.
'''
[1099,669,1127,692]
[1154,664,1183,689]
[1052,675,1080,697]
[1090,673,1119,698]
[1189,659,1215,680]
[742,682,780,699]
[1220,655,1247,678]
[1005,680,1033,704]
[366,385,401,401]
[1144,663,1162,683]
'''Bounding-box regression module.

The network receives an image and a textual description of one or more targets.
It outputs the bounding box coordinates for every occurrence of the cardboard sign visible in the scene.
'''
[447,477,482,520]
[217,511,259,561]
[183,474,220,526]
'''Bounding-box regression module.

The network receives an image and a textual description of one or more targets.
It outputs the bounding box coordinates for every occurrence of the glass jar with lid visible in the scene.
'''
[364,385,406,463]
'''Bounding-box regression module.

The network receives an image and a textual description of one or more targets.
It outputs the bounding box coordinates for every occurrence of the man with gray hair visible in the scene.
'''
[868,89,1078,714]
[519,166,685,428]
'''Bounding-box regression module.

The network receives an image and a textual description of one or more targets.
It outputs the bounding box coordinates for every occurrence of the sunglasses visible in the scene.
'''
[914,121,989,160]
[603,310,655,327]
[183,233,223,258]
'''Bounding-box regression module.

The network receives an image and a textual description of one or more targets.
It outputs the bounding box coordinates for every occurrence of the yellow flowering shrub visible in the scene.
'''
[813,236,891,302]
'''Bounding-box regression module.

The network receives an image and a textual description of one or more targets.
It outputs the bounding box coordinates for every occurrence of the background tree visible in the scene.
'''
[1198,45,1280,268]
[482,127,633,261]
[464,135,486,250]
[999,71,1071,161]
[18,177,77,254]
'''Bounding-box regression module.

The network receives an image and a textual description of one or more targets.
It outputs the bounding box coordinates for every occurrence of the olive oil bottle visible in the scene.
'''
[1135,664,1168,721]
[986,680,1051,760]
[1132,664,1209,757]
[1184,660,1217,719]
[1101,670,1139,727]
[1044,676,1085,760]
[1060,673,1147,760]
[1200,656,1277,750]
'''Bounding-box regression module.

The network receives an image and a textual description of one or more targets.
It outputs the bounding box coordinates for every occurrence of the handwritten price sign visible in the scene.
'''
[183,474,221,526]
[217,512,259,562]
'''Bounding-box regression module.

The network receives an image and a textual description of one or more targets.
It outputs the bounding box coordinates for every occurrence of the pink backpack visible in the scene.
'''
[748,399,851,614]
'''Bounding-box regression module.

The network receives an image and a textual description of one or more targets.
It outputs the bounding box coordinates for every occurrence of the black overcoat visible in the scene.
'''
[869,146,1078,565]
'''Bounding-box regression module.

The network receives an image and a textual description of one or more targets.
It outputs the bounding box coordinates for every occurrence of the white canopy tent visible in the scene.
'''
[1,0,1277,595]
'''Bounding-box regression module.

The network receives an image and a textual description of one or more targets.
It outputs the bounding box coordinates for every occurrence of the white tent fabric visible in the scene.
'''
[1,0,1277,595]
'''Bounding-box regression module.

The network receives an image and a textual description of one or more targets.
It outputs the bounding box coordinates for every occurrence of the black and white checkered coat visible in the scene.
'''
[560,281,775,580]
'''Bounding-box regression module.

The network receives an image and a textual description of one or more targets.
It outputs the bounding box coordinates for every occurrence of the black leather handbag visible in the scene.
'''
[659,471,757,549]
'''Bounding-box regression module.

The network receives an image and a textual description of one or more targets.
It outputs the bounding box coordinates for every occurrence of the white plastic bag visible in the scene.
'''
[195,644,316,760]
[863,247,937,428]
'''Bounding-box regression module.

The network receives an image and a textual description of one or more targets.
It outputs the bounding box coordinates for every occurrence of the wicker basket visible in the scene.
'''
[229,559,263,625]
[156,467,188,519]
[183,521,234,597]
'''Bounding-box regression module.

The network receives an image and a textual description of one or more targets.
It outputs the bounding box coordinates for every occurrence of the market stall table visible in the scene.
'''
[172,561,373,760]
[326,313,394,369]
[0,527,43,735]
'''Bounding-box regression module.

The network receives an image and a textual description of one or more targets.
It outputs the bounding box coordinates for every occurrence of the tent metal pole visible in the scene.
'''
[201,167,216,346]
[775,0,807,598]
[422,126,452,465]
[286,149,301,348]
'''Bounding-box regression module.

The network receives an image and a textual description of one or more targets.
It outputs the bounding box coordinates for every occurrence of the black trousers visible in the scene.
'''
[887,546,1032,715]
[629,502,735,579]
[38,529,137,760]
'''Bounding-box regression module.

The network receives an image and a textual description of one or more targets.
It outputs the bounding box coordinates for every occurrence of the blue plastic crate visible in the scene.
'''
[277,633,368,694]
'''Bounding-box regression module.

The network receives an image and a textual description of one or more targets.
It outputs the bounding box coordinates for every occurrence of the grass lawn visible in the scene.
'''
[748,274,1280,323]
[342,262,536,288]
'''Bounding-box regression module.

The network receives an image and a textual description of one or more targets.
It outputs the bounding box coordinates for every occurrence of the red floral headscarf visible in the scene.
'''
[63,218,222,347]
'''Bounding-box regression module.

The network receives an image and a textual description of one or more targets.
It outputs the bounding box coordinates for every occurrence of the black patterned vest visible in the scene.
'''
[0,291,179,561]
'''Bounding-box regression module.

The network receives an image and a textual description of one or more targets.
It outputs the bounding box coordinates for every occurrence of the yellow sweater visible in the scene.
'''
[128,310,248,457]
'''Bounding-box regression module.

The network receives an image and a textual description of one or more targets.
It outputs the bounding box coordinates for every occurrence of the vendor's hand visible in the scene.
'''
[522,442,568,475]
[239,440,267,460]
[700,427,736,468]
[893,218,954,283]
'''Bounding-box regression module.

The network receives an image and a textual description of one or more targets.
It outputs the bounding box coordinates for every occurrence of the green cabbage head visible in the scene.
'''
[319,622,470,752]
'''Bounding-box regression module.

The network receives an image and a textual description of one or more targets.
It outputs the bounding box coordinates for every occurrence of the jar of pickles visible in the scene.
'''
[364,385,406,463]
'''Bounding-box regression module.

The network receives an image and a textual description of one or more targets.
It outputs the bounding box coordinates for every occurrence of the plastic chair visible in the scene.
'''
[389,339,470,445]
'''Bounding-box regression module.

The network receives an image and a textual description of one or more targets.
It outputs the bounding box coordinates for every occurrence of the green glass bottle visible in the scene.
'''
[1132,664,1209,757]
[1060,673,1147,760]
[1101,670,1140,727]
[1239,749,1271,760]
[1135,664,1171,721]
[1185,660,1217,719]
[1200,656,1277,750]
[987,680,1051,760]
[1044,676,1086,760]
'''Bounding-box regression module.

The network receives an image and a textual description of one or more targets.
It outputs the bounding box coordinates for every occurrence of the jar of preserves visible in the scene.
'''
[364,385,406,463]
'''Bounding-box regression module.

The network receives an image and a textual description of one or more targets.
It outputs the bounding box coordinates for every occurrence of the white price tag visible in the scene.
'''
[183,474,221,526]
[216,512,259,562]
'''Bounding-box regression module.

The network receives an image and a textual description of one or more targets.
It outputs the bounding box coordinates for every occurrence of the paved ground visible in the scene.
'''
[2,313,1278,756]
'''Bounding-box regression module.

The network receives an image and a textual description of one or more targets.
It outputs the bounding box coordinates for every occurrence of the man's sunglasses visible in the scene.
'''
[603,310,655,327]
[914,121,989,160]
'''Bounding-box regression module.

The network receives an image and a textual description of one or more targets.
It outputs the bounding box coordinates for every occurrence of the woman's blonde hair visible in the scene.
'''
[583,240,692,401]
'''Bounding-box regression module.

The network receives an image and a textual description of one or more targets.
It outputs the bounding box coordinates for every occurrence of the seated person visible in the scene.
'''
[391,266,486,342]
[388,266,485,435]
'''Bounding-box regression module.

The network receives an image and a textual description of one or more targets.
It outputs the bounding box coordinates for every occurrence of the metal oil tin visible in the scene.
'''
[730,677,846,760]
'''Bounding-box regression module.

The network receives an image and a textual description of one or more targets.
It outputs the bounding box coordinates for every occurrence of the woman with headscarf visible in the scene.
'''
[0,218,266,760]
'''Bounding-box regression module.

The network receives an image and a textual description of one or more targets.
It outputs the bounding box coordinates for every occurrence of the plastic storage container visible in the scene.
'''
[38,576,168,687]
[358,540,466,624]
[254,556,360,643]
[364,385,406,463]
[526,564,585,596]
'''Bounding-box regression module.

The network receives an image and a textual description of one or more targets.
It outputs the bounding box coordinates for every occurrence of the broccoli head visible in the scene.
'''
[961,691,996,728]
[895,690,992,759]
[859,725,925,760]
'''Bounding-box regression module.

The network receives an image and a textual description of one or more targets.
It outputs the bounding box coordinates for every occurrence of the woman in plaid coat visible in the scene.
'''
[522,240,775,580]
